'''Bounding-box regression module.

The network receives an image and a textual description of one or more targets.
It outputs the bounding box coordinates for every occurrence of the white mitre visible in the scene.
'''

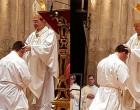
[33,0,46,17]
[132,4,140,25]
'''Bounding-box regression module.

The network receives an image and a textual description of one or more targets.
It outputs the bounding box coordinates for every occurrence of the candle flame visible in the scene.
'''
[135,3,140,13]
[39,0,46,11]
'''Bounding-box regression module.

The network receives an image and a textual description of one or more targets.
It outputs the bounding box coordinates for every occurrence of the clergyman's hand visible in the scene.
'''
[24,45,31,51]
[123,44,131,53]
[87,94,94,99]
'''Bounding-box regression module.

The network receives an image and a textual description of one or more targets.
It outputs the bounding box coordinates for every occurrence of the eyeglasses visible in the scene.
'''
[33,20,40,23]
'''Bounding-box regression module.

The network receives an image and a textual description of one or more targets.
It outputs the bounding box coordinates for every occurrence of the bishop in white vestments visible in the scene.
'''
[123,6,140,110]
[23,1,59,109]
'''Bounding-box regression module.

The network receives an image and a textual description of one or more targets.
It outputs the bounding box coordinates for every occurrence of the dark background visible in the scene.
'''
[70,0,88,86]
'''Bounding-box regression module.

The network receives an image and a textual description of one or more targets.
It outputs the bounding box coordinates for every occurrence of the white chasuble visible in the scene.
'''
[24,26,59,109]
[124,33,140,109]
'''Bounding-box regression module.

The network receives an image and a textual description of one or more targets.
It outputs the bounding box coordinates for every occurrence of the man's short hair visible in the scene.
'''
[88,74,95,79]
[12,41,25,51]
[115,44,128,55]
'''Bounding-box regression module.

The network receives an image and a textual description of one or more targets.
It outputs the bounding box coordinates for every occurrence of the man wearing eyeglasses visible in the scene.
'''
[23,1,59,110]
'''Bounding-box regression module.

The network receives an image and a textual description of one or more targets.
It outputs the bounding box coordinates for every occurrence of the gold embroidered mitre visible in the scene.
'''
[132,4,140,25]
[33,0,46,17]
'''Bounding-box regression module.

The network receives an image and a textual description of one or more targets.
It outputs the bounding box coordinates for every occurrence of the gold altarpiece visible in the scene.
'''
[39,9,70,110]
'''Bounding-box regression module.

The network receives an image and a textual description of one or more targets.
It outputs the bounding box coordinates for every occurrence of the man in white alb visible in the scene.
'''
[89,44,129,110]
[0,41,31,110]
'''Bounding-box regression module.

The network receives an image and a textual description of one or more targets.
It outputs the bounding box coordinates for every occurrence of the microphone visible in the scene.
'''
[49,1,70,16]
